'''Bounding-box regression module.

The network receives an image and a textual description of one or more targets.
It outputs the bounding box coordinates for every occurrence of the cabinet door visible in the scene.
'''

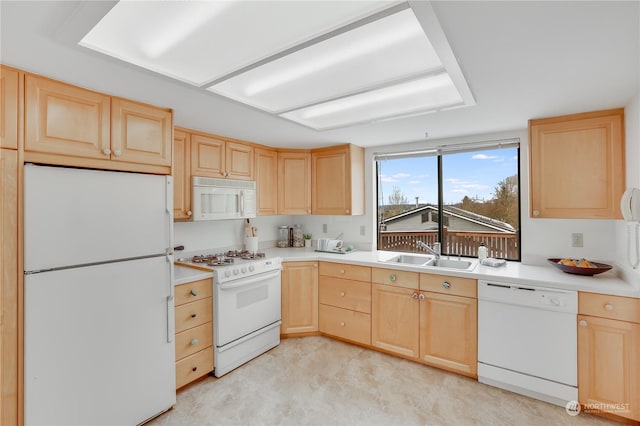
[111,97,172,168]
[578,315,639,421]
[1,66,19,149]
[173,129,192,220]
[277,151,311,215]
[281,262,318,334]
[312,146,350,215]
[371,283,419,358]
[529,109,625,219]
[226,141,253,180]
[1,148,18,425]
[255,148,277,215]
[25,74,110,158]
[191,134,225,178]
[420,292,477,376]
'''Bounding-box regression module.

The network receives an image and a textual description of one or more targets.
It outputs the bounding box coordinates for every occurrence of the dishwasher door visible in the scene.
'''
[477,280,578,406]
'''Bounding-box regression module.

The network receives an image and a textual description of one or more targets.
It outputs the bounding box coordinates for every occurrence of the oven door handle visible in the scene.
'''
[218,321,282,353]
[218,269,281,290]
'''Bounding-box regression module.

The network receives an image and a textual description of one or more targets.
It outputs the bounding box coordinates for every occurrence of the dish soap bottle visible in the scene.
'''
[478,242,488,260]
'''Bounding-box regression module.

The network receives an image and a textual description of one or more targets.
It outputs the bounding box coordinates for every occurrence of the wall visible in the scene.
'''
[615,92,640,284]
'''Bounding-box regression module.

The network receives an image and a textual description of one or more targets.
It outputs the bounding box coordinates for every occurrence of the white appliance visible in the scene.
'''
[24,164,176,425]
[621,187,640,268]
[177,251,281,377]
[477,280,578,407]
[192,176,256,221]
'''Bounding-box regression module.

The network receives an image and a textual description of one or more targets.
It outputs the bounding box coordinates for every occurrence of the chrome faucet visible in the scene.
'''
[417,241,441,259]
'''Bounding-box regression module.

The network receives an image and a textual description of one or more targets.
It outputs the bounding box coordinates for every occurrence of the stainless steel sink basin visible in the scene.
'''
[383,254,433,265]
[424,258,474,270]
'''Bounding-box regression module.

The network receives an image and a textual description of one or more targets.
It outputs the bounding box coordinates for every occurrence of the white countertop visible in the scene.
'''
[174,264,212,285]
[262,247,640,298]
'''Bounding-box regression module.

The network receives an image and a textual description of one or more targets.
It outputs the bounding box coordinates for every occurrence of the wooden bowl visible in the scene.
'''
[547,258,613,276]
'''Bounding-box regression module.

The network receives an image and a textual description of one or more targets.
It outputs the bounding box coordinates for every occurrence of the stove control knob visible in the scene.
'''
[241,266,247,273]
[233,268,239,275]
[225,270,231,278]
[249,265,255,272]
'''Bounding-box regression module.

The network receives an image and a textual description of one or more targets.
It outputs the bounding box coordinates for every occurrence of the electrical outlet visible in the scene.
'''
[571,233,584,248]
[322,224,327,233]
[360,225,366,236]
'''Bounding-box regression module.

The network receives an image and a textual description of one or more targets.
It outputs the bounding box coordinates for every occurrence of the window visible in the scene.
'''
[376,143,520,260]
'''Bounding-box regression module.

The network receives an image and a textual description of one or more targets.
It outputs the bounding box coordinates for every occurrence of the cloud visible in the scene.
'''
[380,175,398,183]
[472,154,498,160]
[451,189,468,193]
[392,172,411,178]
[408,180,421,184]
[446,177,490,191]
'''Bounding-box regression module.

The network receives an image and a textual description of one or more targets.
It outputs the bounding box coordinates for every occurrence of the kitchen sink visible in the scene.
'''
[382,254,433,265]
[423,258,474,270]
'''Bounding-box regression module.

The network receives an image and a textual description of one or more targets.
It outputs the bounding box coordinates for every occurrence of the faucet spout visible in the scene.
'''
[417,241,441,259]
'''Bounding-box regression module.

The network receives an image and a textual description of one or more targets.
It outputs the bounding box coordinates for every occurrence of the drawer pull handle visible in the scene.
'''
[411,292,419,299]
[192,366,198,372]
[340,322,345,327]
[340,291,345,297]
[191,339,199,346]
[442,281,451,289]
[579,320,588,327]
[340,269,345,274]
[604,304,614,311]
[102,148,111,156]
[191,313,197,318]
[389,274,396,282]
[190,289,198,296]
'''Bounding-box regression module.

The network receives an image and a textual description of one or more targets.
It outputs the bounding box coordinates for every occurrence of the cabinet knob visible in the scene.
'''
[389,274,396,282]
[418,293,425,301]
[192,367,198,372]
[579,320,588,327]
[604,304,614,311]
[340,291,345,297]
[113,149,122,157]
[313,264,317,268]
[411,292,419,299]
[187,210,192,216]
[308,210,311,214]
[346,210,349,214]
[102,148,111,156]
[340,269,345,274]
[340,322,345,327]
[190,289,198,296]
[190,339,199,346]
[532,210,540,216]
[442,281,451,289]
[191,313,197,318]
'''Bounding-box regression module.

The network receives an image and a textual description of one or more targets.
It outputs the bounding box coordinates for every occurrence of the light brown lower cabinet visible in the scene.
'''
[371,283,420,358]
[174,278,214,389]
[578,293,640,421]
[281,261,318,335]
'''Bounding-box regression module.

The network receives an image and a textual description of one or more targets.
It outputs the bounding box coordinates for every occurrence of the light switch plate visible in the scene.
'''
[571,233,584,248]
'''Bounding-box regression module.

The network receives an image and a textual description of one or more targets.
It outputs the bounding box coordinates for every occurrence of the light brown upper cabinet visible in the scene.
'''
[111,97,172,168]
[1,66,20,149]
[255,147,277,215]
[191,131,254,180]
[173,129,191,220]
[312,144,364,215]
[529,109,625,219]
[278,150,311,215]
[24,73,172,174]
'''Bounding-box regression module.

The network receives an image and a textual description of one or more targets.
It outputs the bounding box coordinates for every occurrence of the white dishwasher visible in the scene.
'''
[477,280,578,407]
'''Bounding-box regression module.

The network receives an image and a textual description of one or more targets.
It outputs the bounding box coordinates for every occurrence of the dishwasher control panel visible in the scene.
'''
[478,280,578,313]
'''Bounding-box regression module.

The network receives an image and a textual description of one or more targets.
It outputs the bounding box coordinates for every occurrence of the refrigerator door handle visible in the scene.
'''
[165,176,174,255]
[166,254,175,342]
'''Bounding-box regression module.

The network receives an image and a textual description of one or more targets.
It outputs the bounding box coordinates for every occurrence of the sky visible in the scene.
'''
[377,148,519,206]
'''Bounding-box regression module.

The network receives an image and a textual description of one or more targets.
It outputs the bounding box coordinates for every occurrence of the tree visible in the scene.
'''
[383,186,409,218]
[489,175,519,227]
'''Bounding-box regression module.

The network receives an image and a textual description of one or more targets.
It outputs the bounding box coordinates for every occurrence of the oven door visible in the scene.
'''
[215,269,281,347]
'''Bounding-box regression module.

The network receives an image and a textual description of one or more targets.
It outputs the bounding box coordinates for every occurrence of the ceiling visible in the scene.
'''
[1,1,638,149]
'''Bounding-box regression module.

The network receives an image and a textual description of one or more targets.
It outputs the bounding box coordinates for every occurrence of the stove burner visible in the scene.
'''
[225,250,242,257]
[207,258,234,266]
[240,252,266,260]
[192,255,218,263]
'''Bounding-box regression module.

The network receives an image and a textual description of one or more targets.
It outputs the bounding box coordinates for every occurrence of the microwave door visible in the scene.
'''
[196,187,240,220]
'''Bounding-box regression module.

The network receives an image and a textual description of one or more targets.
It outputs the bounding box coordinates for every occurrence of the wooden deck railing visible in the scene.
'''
[378,229,519,260]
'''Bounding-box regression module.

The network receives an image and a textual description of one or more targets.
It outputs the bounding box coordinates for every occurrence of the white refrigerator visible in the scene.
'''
[24,164,176,425]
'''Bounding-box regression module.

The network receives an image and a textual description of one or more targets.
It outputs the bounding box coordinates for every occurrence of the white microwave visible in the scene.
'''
[192,177,256,221]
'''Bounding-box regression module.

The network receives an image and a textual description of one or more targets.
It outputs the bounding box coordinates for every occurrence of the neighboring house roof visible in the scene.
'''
[381,204,515,233]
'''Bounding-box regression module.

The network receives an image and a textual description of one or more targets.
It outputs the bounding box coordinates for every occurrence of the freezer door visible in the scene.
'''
[24,164,172,271]
[24,256,176,425]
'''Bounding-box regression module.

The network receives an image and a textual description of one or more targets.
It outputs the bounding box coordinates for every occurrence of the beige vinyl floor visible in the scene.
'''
[149,336,618,426]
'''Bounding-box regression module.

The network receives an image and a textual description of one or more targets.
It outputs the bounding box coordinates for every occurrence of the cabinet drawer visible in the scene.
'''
[319,304,371,345]
[175,278,212,305]
[175,297,212,333]
[420,274,477,298]
[175,322,213,360]
[176,347,214,389]
[319,262,371,282]
[372,267,419,290]
[579,293,640,323]
[319,276,371,313]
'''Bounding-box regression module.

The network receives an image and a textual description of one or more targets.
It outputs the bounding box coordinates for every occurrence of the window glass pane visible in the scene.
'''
[441,148,519,260]
[377,156,438,252]
[376,147,520,261]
